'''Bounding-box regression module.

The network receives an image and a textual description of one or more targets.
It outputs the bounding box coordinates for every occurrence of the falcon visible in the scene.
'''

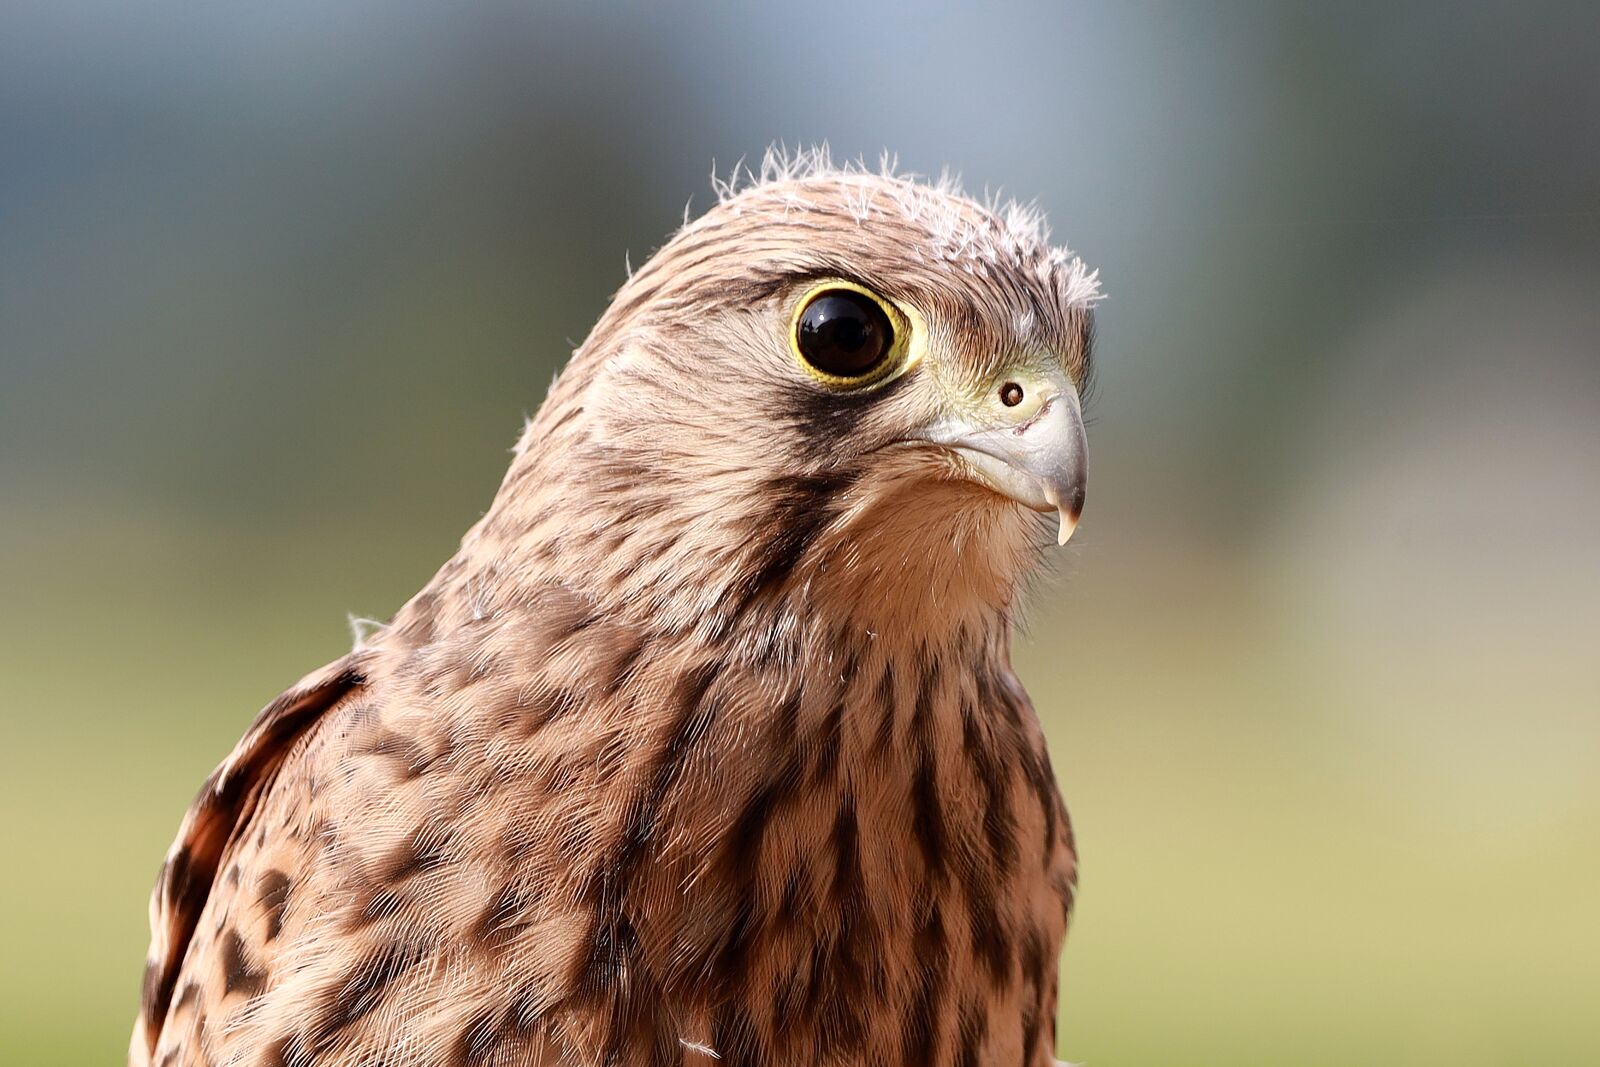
[133,152,1099,1067]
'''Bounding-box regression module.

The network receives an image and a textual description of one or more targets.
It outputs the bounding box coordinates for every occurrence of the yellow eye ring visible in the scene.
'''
[789,280,918,388]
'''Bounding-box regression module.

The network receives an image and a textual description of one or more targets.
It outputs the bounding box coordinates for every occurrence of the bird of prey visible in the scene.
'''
[133,151,1099,1067]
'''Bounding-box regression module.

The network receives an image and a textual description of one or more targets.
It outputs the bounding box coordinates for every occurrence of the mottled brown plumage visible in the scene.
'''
[134,152,1099,1067]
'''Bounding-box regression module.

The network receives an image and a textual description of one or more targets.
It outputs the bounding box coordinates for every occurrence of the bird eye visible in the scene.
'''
[793,287,896,381]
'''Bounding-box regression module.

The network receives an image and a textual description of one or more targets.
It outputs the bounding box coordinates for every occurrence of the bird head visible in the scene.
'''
[485,158,1100,642]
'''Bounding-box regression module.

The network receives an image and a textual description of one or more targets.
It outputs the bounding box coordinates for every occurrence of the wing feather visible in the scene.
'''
[131,652,370,1065]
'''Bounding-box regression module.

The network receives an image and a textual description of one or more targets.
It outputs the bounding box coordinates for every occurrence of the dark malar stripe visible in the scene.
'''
[730,472,855,616]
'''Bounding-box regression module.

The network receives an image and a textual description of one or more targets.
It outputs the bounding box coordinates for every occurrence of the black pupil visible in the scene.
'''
[796,290,893,378]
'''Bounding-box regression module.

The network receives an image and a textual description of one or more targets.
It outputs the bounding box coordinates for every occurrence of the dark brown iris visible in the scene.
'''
[795,289,894,379]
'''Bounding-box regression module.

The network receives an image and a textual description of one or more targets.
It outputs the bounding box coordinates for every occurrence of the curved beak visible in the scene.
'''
[918,372,1089,544]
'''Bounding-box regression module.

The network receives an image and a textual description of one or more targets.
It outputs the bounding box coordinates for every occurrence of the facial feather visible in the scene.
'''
[463,167,1097,646]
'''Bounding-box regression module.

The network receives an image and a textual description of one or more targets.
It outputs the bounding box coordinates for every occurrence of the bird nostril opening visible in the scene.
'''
[999,382,1024,407]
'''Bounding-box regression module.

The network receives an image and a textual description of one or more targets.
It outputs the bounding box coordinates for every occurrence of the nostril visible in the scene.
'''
[999,382,1024,407]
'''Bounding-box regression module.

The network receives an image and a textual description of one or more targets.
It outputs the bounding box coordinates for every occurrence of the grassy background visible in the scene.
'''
[3,3,1597,1063]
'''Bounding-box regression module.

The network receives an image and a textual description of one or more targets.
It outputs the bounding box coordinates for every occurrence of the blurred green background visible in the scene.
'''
[3,3,1597,1064]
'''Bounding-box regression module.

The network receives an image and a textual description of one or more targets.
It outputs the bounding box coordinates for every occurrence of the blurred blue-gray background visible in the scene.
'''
[3,3,1597,1063]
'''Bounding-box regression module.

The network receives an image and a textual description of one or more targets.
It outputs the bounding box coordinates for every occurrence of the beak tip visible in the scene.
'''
[1054,486,1085,546]
[1056,511,1079,545]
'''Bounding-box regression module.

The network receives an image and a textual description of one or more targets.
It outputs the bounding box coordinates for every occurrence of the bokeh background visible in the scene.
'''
[3,2,1597,1064]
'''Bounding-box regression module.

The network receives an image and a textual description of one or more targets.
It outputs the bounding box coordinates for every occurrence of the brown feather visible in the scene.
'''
[134,165,1094,1067]
[132,654,370,1065]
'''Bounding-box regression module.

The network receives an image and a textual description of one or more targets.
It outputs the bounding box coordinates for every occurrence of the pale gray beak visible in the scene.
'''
[919,371,1089,544]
